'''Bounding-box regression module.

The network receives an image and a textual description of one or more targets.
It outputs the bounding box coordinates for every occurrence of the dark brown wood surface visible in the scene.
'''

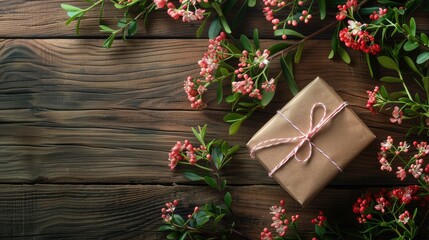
[0,1,427,239]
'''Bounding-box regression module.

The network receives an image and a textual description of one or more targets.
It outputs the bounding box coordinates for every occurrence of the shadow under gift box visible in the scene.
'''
[246,77,376,206]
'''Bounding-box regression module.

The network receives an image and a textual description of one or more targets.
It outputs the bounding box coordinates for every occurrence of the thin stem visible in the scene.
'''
[269,20,338,61]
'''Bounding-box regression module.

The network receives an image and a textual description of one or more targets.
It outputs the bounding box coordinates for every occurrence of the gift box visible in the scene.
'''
[246,77,375,206]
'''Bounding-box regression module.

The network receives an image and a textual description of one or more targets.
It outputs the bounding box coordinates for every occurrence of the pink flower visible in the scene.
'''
[379,157,392,171]
[262,78,276,92]
[408,159,424,178]
[380,136,393,151]
[374,197,389,213]
[260,228,273,240]
[398,211,410,224]
[153,0,167,9]
[396,167,407,181]
[390,106,403,124]
[366,86,379,113]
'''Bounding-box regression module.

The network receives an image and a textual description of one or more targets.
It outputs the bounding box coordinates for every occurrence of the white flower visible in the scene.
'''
[347,20,363,35]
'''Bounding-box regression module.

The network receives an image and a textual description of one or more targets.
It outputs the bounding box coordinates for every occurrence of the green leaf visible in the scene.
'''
[261,89,275,107]
[227,145,239,155]
[229,119,242,135]
[173,214,186,225]
[102,33,117,48]
[211,2,223,16]
[319,0,326,20]
[416,52,429,64]
[274,29,305,38]
[167,232,179,239]
[208,17,221,39]
[183,171,203,181]
[423,77,429,98]
[248,0,256,7]
[294,42,304,64]
[253,29,260,50]
[240,35,252,52]
[225,93,239,103]
[268,43,290,55]
[226,42,240,54]
[223,113,244,122]
[224,192,232,209]
[328,49,335,59]
[377,56,398,71]
[280,55,299,96]
[203,176,219,190]
[380,76,403,83]
[127,20,137,36]
[409,17,416,36]
[61,3,82,12]
[403,56,420,74]
[219,16,231,34]
[379,85,389,99]
[191,126,205,146]
[421,33,429,45]
[159,225,176,231]
[65,11,84,25]
[196,12,211,38]
[337,46,351,64]
[404,40,419,51]
[212,146,223,170]
[100,25,115,33]
[217,80,223,104]
[214,213,226,225]
[179,232,188,240]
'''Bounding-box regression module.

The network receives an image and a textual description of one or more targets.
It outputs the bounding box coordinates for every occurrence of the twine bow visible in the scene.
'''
[250,102,348,177]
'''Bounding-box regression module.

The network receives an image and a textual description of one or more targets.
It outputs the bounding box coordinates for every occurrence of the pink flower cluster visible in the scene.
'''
[262,0,312,39]
[311,211,327,226]
[232,49,274,100]
[168,139,206,169]
[352,193,373,223]
[377,136,429,184]
[353,186,423,224]
[184,32,227,110]
[339,26,381,55]
[161,199,179,222]
[336,0,358,21]
[369,8,388,21]
[366,86,379,114]
[260,200,301,239]
[232,74,263,100]
[155,0,206,23]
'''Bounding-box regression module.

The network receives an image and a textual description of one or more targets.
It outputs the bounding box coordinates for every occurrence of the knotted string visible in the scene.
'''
[250,102,348,177]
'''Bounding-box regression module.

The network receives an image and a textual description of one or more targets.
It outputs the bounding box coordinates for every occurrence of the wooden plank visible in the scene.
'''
[0,184,381,239]
[0,38,420,185]
[0,0,334,39]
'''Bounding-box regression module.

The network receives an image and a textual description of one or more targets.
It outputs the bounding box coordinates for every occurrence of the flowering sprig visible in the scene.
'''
[159,193,245,240]
[260,200,344,240]
[168,124,239,191]
[351,186,427,239]
[365,40,429,136]
[185,30,302,134]
[377,136,429,195]
[61,0,253,48]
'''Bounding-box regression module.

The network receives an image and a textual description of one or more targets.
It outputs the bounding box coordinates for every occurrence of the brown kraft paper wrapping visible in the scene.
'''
[246,77,376,206]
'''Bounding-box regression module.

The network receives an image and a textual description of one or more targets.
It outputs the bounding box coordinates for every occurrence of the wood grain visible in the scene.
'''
[0,184,387,240]
[0,38,420,186]
[1,1,428,40]
[0,0,334,39]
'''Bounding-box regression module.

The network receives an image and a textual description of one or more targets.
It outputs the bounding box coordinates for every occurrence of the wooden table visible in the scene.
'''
[0,1,427,239]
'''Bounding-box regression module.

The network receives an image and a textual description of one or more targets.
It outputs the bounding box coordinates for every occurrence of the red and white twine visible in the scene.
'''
[250,102,348,176]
